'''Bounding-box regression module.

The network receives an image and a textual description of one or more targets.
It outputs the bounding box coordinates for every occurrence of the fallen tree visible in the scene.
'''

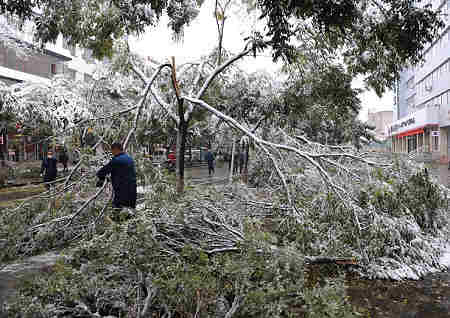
[2,150,450,317]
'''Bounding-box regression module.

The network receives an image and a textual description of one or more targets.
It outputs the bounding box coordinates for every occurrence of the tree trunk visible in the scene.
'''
[176,119,188,194]
[243,142,249,183]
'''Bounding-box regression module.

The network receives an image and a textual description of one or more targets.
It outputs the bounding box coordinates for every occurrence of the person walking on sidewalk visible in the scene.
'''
[205,148,215,176]
[41,150,58,190]
[96,142,137,210]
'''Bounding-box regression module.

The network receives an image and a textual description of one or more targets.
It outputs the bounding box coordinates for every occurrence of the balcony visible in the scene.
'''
[0,65,50,84]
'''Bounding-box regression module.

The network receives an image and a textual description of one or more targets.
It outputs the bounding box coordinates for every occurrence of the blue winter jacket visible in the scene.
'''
[97,152,137,208]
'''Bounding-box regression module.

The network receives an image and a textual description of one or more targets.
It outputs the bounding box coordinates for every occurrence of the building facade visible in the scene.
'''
[388,0,450,162]
[367,109,393,141]
[0,15,95,85]
[0,14,96,161]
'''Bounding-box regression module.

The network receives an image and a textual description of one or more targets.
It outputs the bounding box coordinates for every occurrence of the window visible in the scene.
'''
[0,47,6,67]
[70,46,77,56]
[434,96,440,105]
[433,135,439,151]
[407,76,415,89]
[407,96,415,109]
[425,76,433,92]
[62,38,70,50]
[82,49,94,62]
[68,69,76,80]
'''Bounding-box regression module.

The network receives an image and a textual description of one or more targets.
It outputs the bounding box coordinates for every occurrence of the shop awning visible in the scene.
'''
[396,128,425,138]
[387,107,439,137]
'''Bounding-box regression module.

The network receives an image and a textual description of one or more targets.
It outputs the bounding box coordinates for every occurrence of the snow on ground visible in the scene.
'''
[137,185,153,193]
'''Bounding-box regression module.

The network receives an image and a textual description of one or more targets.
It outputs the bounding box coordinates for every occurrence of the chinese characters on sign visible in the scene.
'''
[388,118,416,135]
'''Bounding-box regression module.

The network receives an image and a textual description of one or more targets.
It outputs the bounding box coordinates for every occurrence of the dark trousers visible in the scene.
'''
[208,164,214,175]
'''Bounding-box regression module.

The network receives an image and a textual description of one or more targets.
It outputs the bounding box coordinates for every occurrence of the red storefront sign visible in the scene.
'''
[396,128,425,138]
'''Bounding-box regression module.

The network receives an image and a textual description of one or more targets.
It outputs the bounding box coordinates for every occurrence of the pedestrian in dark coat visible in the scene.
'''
[205,148,215,176]
[41,150,58,190]
[239,152,245,174]
[59,150,69,172]
[96,142,137,209]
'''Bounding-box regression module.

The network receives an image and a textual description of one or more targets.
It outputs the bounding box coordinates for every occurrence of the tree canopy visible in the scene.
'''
[255,0,444,94]
[1,0,444,94]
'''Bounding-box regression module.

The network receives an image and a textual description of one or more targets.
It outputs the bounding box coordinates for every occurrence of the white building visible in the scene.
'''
[367,109,393,141]
[388,0,450,162]
[0,14,96,85]
[0,14,97,161]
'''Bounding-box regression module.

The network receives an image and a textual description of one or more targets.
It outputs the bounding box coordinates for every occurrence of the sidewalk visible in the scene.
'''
[184,164,229,181]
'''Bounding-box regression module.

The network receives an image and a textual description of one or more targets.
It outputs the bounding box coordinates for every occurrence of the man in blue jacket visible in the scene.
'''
[96,142,137,209]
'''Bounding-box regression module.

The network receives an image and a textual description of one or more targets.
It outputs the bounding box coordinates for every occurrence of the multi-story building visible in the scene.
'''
[388,0,450,162]
[0,15,95,85]
[0,14,96,161]
[367,109,393,141]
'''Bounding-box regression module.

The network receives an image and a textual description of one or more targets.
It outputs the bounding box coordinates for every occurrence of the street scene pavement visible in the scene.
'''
[184,163,230,184]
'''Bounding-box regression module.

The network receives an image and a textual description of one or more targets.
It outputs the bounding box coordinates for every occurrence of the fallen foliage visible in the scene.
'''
[1,151,449,317]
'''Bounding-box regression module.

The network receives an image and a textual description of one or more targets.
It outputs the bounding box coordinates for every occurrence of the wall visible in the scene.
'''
[440,127,449,163]
[397,0,450,119]
[368,110,393,140]
[0,44,64,83]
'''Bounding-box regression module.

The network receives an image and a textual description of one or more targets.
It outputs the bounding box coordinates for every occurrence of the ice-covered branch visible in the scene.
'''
[124,63,172,149]
[151,89,179,124]
[256,142,293,206]
[130,61,178,124]
[196,48,251,99]
[178,62,200,79]
[184,62,206,121]
[183,96,339,192]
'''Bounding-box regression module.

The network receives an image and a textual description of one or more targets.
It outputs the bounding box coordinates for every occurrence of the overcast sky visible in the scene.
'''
[129,2,394,122]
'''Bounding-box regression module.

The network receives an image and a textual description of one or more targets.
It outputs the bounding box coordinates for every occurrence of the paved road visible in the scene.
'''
[184,164,230,184]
